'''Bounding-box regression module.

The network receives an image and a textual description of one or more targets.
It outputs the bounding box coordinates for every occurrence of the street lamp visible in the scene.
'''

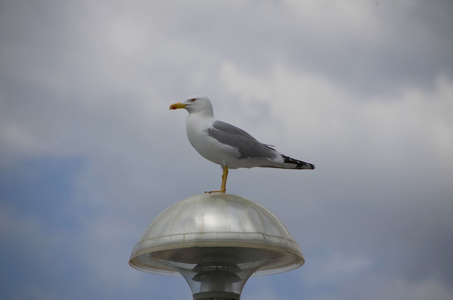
[129,193,303,300]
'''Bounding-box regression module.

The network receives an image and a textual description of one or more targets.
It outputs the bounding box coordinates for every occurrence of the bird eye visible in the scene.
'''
[190,99,196,102]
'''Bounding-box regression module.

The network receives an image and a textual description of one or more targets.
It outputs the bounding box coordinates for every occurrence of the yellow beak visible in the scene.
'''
[169,102,187,110]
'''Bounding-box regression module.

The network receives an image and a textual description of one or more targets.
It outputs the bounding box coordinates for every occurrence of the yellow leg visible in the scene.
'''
[206,165,228,193]
[220,165,228,193]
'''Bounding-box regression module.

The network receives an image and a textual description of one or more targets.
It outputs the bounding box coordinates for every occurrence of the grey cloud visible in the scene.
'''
[1,1,452,299]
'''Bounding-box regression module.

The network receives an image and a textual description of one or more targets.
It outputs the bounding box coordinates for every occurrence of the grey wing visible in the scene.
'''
[207,121,278,159]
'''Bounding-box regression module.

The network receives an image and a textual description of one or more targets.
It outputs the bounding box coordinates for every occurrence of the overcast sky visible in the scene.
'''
[1,1,453,299]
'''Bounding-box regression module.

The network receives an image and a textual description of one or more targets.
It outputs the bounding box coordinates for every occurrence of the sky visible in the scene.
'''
[1,0,453,299]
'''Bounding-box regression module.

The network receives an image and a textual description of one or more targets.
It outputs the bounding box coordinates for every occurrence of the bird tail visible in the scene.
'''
[281,155,315,169]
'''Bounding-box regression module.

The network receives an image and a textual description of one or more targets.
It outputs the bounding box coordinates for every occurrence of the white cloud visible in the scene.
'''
[217,60,453,172]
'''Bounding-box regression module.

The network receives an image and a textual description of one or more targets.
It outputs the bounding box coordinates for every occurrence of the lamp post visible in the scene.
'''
[129,193,303,300]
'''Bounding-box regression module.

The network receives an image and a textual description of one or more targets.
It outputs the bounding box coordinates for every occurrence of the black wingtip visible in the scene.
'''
[299,162,315,169]
[282,155,315,169]
[307,163,315,170]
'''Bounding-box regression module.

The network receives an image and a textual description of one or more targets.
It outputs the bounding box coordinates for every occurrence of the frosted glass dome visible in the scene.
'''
[129,193,304,277]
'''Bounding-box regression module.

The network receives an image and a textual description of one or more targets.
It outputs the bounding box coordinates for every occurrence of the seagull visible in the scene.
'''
[170,96,315,193]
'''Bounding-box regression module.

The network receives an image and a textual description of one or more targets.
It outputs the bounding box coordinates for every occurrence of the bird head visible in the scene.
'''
[169,96,214,115]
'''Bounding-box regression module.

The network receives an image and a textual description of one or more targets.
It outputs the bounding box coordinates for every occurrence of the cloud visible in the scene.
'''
[1,0,452,299]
